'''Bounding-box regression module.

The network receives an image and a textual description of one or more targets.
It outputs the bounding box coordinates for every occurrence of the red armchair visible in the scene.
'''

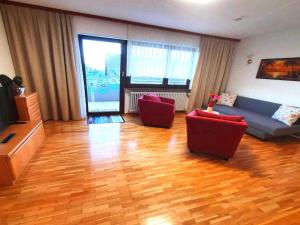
[138,94,175,128]
[186,110,248,159]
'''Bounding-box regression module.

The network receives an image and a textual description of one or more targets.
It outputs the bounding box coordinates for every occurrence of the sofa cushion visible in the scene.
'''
[272,105,300,126]
[214,105,300,136]
[217,93,237,107]
[234,96,281,117]
[143,93,161,102]
[195,109,244,122]
[214,105,248,117]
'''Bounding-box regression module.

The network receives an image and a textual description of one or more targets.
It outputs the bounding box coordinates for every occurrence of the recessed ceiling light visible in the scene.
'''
[234,16,246,22]
[182,0,218,5]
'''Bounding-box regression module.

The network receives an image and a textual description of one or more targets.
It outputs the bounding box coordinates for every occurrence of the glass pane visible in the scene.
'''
[127,41,199,86]
[167,49,195,85]
[130,77,163,84]
[128,42,166,84]
[82,39,121,113]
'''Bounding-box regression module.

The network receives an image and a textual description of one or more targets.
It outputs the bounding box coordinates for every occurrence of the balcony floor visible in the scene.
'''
[88,101,119,112]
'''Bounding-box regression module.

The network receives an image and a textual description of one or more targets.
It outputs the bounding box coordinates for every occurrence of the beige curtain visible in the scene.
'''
[0,4,82,121]
[188,36,236,111]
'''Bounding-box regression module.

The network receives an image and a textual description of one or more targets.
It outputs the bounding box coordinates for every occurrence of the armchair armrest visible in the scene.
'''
[186,114,248,129]
[186,111,248,126]
[159,97,175,105]
[138,99,175,115]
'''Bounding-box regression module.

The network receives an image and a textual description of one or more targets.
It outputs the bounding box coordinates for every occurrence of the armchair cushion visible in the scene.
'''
[195,109,244,122]
[160,96,175,105]
[143,93,161,102]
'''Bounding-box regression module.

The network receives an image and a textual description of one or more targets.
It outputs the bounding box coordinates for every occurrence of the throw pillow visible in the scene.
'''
[143,93,161,102]
[195,109,244,122]
[217,93,237,107]
[272,105,300,126]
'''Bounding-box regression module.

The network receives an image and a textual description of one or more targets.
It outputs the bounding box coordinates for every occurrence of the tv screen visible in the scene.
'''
[0,86,19,133]
[0,117,7,132]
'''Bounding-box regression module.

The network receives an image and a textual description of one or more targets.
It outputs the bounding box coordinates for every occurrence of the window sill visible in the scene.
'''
[125,87,191,93]
[124,77,190,91]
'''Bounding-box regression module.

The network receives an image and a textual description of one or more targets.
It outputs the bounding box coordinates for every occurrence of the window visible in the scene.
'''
[127,41,198,87]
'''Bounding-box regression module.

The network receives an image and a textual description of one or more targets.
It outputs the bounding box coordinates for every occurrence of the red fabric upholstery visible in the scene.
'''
[143,93,162,102]
[186,110,248,159]
[138,95,175,128]
[195,109,244,122]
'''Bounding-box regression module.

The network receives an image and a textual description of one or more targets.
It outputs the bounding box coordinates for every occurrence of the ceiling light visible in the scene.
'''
[234,16,246,22]
[182,0,218,4]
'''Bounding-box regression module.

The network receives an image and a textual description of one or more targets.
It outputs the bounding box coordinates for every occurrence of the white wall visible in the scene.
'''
[73,16,200,47]
[227,28,300,107]
[0,13,15,78]
[73,16,128,40]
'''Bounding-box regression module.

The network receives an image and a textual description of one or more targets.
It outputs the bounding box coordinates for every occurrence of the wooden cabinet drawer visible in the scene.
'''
[0,121,44,186]
[27,102,39,113]
[28,102,42,122]
[10,123,44,179]
[29,109,42,121]
[15,92,42,122]
[0,158,15,186]
[26,94,38,107]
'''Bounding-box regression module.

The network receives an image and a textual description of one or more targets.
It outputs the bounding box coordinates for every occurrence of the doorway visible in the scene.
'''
[79,35,127,117]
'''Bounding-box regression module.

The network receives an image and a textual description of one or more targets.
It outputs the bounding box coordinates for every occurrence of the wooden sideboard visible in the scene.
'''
[15,92,42,121]
[0,120,44,186]
[0,92,44,186]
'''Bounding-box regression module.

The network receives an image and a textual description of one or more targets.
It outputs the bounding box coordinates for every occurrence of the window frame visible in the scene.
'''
[125,77,191,90]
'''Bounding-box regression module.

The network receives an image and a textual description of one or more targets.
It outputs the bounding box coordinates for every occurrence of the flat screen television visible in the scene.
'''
[0,86,19,133]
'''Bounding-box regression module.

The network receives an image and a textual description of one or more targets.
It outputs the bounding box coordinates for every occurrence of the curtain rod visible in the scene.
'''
[1,0,240,42]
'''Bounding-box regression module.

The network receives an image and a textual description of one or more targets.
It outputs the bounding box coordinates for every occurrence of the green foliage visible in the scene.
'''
[105,54,120,77]
[13,75,23,87]
[86,66,105,78]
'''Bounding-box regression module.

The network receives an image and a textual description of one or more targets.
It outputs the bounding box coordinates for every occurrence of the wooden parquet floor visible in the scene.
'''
[0,114,300,225]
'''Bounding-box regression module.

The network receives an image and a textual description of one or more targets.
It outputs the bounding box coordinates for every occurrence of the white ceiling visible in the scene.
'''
[13,0,300,39]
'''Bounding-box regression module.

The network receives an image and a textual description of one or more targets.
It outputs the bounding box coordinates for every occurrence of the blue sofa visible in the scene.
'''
[214,96,300,140]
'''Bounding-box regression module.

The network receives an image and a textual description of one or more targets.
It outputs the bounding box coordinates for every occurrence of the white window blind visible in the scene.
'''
[127,41,199,85]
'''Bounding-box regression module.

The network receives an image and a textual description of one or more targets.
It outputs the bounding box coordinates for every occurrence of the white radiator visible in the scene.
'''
[129,91,188,112]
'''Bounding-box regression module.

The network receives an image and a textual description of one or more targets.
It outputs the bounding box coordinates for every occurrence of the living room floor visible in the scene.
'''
[0,114,299,225]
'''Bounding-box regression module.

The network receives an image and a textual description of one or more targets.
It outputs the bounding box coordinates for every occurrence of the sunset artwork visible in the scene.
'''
[256,58,300,81]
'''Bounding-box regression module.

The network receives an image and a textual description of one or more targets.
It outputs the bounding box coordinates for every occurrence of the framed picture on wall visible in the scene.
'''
[256,57,300,81]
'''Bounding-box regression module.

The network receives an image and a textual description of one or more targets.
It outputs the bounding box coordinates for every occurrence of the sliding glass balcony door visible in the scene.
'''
[79,35,127,115]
